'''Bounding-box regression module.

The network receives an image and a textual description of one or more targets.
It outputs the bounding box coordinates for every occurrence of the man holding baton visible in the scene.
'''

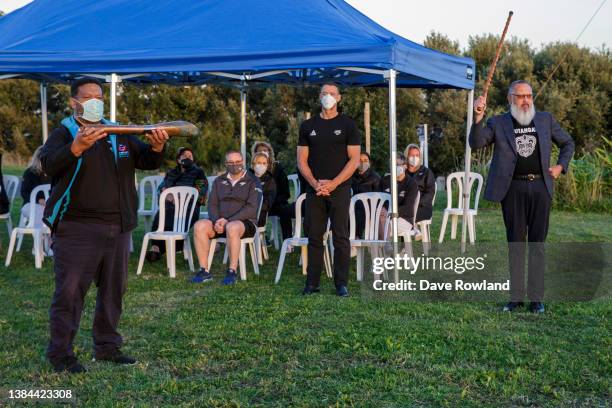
[41,78,169,373]
[469,80,574,313]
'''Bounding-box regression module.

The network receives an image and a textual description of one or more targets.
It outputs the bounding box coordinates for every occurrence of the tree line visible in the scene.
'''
[0,32,609,178]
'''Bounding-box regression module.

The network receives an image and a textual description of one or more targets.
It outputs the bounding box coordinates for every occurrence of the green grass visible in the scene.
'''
[0,168,610,407]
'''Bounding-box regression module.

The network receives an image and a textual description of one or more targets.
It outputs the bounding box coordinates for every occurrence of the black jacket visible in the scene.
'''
[20,168,50,205]
[379,174,419,223]
[469,111,574,201]
[407,166,436,222]
[41,120,164,232]
[271,162,290,206]
[160,164,208,205]
[249,169,277,226]
[351,168,381,194]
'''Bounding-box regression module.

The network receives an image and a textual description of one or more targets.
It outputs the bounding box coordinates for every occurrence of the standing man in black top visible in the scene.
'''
[41,78,168,373]
[297,83,360,297]
[470,80,574,313]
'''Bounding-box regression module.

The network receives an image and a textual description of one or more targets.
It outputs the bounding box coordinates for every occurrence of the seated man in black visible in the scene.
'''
[192,150,262,285]
[146,147,207,261]
[378,154,419,240]
[404,144,436,239]
[351,152,381,238]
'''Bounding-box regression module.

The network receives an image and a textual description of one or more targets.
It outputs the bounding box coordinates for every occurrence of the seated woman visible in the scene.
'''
[378,154,418,240]
[404,144,436,239]
[351,152,381,238]
[251,141,293,239]
[146,147,208,262]
[249,151,277,228]
[20,146,50,228]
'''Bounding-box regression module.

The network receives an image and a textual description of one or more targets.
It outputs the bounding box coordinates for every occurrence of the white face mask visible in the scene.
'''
[254,163,267,177]
[320,94,337,110]
[396,165,405,177]
[358,162,370,173]
[76,98,104,122]
[408,156,421,168]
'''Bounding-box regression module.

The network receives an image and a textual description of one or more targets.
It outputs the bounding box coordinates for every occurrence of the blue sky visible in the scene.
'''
[2,0,610,50]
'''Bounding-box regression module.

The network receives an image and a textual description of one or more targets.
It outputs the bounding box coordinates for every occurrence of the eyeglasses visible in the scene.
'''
[226,161,243,165]
[511,93,533,100]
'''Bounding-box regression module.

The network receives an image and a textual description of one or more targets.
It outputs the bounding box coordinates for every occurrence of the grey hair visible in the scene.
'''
[508,80,532,96]
[28,146,44,175]
[404,143,421,157]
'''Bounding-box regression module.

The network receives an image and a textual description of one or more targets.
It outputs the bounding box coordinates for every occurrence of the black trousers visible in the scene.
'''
[270,202,295,240]
[305,185,351,288]
[47,221,130,362]
[501,179,551,302]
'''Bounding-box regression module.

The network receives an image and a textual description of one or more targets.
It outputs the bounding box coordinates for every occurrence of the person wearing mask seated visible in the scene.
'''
[252,141,293,240]
[249,151,277,228]
[20,146,51,229]
[378,154,419,240]
[191,150,262,285]
[404,144,436,240]
[351,152,381,238]
[146,147,208,261]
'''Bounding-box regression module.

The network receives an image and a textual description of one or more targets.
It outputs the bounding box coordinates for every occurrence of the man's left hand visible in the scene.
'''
[548,164,563,179]
[146,128,170,153]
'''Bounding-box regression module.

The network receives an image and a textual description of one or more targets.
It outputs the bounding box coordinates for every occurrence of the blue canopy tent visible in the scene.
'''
[0,0,476,246]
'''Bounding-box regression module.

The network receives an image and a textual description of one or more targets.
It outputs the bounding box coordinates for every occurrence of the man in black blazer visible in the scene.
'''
[469,80,574,313]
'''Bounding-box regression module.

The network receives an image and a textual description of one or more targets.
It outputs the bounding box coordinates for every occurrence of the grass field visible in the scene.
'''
[0,165,610,407]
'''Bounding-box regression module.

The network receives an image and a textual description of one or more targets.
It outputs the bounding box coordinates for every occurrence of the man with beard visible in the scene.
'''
[469,80,574,313]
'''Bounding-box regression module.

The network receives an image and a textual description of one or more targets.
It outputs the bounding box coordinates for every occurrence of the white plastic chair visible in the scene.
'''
[0,175,20,235]
[270,173,300,250]
[275,193,332,284]
[349,192,391,281]
[137,186,198,278]
[416,183,437,246]
[199,175,217,220]
[208,195,263,281]
[287,173,301,198]
[5,184,51,269]
[137,175,164,232]
[438,172,483,244]
[256,212,269,265]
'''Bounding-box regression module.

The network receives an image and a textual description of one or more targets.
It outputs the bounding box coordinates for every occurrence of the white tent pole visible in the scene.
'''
[109,73,118,122]
[387,69,399,244]
[240,86,247,160]
[40,82,49,143]
[461,89,475,252]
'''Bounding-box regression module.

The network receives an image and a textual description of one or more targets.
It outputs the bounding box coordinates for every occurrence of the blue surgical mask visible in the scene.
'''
[75,98,104,122]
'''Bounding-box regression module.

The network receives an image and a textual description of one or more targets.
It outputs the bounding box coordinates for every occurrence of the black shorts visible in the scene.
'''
[213,220,256,239]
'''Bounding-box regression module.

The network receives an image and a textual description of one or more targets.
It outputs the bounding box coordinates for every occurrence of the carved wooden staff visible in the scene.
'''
[475,11,514,114]
[87,121,199,137]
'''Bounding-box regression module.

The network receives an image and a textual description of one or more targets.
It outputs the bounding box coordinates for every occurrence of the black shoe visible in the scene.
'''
[502,301,524,312]
[146,250,161,262]
[336,285,349,297]
[94,351,137,365]
[528,301,545,314]
[51,356,86,374]
[302,285,320,295]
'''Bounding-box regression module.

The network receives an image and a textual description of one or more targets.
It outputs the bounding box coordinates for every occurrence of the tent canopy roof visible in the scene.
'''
[0,0,475,89]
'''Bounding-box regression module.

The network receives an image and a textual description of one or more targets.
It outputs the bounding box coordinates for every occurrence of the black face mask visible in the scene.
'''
[226,164,243,175]
[180,158,194,169]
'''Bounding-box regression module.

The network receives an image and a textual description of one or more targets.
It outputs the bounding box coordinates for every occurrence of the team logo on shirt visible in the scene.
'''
[310,130,317,136]
[515,134,537,158]
[118,144,129,158]
[334,130,342,135]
